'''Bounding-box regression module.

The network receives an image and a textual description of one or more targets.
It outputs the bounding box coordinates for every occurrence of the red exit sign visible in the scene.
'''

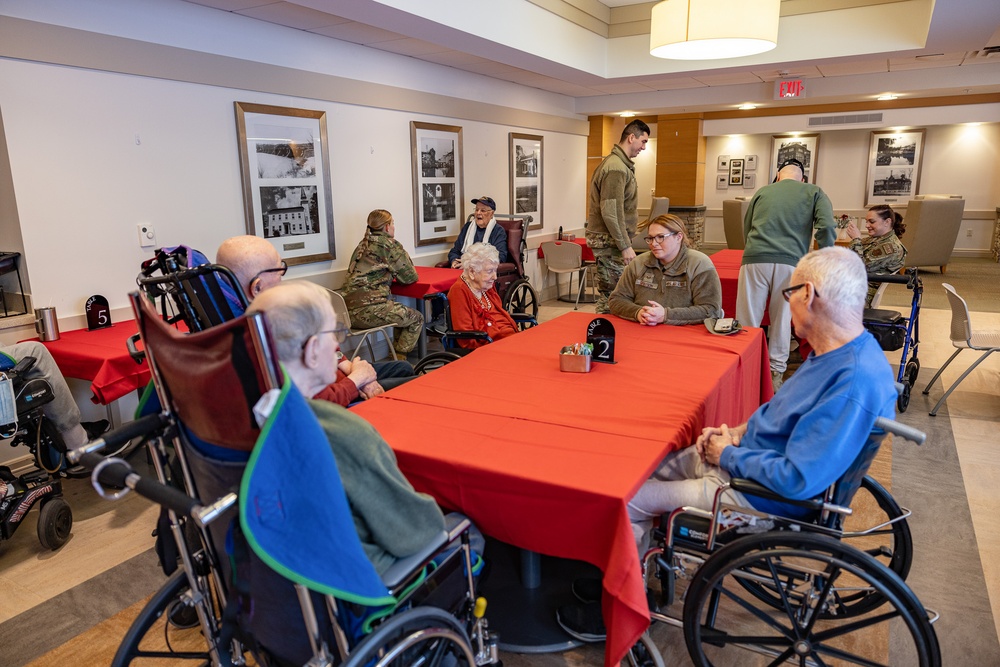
[775,79,807,99]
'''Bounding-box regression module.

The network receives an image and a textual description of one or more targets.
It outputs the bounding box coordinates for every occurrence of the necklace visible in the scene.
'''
[462,276,492,311]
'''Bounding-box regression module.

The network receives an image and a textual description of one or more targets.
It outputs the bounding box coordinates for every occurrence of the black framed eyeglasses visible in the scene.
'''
[643,232,678,245]
[301,326,349,350]
[251,260,288,284]
[781,283,819,302]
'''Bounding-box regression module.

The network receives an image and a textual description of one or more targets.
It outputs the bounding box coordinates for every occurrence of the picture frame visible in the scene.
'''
[729,158,744,185]
[745,154,758,171]
[411,121,464,247]
[716,174,728,190]
[717,155,730,171]
[770,134,820,184]
[865,128,926,206]
[509,133,543,230]
[234,102,336,265]
[743,173,756,189]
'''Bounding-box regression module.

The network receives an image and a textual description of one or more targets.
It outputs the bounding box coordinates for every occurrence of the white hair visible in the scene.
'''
[795,247,866,322]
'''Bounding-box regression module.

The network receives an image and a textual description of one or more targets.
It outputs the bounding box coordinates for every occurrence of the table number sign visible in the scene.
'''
[85,295,112,331]
[586,317,617,364]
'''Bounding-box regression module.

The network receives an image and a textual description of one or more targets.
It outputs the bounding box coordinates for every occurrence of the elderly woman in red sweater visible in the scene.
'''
[447,242,519,349]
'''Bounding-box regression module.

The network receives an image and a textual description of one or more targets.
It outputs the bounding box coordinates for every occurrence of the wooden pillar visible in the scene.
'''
[656,114,705,207]
[586,115,615,215]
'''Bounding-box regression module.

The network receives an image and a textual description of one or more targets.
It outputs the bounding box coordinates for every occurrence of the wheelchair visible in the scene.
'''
[634,417,939,666]
[0,355,73,550]
[67,290,500,667]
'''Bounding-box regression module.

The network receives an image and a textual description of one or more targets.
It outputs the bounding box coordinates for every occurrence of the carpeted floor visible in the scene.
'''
[877,257,1000,312]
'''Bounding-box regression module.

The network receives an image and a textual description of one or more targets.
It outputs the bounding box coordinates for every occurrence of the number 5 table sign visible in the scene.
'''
[586,317,617,364]
[86,294,113,331]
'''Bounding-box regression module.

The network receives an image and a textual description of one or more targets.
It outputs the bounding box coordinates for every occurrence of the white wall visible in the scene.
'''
[702,122,1000,251]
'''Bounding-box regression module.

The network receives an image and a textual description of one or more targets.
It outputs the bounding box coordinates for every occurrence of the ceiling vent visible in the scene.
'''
[808,113,883,128]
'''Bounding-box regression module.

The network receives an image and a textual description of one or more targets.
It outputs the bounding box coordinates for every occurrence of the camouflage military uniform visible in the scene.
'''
[849,231,907,307]
[585,144,638,314]
[342,230,423,355]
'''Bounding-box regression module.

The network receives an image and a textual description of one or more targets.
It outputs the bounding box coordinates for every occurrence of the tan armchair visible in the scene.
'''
[633,196,670,252]
[901,195,966,274]
[722,198,750,250]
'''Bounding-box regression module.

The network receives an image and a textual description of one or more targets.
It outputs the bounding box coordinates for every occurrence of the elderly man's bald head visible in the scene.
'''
[776,163,804,182]
[216,235,283,299]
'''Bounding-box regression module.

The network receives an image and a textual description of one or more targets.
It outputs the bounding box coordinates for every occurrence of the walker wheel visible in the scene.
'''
[897,381,912,413]
[37,497,73,550]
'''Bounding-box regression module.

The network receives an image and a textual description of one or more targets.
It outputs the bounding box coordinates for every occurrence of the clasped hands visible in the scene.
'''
[338,356,384,399]
[637,300,665,326]
[695,423,744,466]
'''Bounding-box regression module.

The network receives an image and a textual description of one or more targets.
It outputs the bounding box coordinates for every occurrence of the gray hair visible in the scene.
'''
[461,242,499,275]
[794,247,866,322]
[245,281,333,363]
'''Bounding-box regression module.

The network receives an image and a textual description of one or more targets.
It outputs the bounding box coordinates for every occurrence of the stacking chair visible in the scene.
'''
[326,288,397,362]
[540,240,591,310]
[922,283,1000,416]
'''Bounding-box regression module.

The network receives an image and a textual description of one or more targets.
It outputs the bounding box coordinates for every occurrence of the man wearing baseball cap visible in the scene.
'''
[447,196,508,269]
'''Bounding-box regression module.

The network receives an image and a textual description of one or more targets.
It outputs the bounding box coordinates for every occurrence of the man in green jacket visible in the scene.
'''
[585,119,650,314]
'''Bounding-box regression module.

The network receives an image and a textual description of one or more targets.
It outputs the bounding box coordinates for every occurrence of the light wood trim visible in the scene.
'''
[704,93,1000,120]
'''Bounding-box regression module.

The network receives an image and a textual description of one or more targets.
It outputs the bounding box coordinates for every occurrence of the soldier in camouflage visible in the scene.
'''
[845,204,907,307]
[585,119,650,314]
[341,209,423,356]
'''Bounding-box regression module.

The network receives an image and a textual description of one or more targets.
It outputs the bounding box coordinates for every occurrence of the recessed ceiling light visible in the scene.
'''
[738,103,757,110]
[877,94,898,101]
[620,111,636,118]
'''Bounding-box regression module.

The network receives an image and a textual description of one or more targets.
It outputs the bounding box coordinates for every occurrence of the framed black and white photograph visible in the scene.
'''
[411,121,464,246]
[234,102,335,265]
[729,158,744,186]
[745,154,758,171]
[770,134,820,184]
[743,173,756,189]
[865,129,926,206]
[716,174,728,190]
[717,155,730,171]
[509,133,543,230]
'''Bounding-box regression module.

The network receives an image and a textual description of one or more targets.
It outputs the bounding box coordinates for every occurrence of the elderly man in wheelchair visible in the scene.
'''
[69,276,498,667]
[558,247,939,665]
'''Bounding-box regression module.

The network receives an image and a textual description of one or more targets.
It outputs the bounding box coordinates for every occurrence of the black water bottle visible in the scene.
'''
[558,226,563,240]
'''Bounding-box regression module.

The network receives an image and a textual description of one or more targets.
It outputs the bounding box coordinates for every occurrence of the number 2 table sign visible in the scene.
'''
[86,294,113,331]
[586,317,617,364]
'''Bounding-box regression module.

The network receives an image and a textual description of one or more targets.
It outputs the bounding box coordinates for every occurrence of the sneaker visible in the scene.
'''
[571,577,603,604]
[82,419,111,440]
[771,370,784,393]
[556,601,606,642]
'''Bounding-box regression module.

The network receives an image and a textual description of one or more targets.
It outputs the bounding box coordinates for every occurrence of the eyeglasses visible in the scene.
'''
[644,232,678,245]
[301,326,349,350]
[251,260,287,284]
[781,283,820,302]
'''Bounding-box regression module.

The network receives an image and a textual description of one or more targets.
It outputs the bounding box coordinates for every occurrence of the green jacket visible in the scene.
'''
[586,144,638,251]
[742,179,836,267]
[342,230,418,310]
[308,398,445,576]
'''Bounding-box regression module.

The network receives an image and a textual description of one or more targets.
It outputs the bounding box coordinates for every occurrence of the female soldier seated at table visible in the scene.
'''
[447,243,519,350]
[341,209,423,357]
[845,205,907,307]
[609,214,723,326]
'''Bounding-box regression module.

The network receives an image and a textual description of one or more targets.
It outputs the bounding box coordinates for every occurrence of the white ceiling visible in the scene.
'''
[183,0,1000,115]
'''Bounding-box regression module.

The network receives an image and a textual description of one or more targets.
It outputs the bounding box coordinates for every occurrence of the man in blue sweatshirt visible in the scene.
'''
[628,246,897,549]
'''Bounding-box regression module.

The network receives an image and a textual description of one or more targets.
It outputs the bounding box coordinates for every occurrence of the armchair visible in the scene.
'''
[902,195,966,273]
[722,198,750,250]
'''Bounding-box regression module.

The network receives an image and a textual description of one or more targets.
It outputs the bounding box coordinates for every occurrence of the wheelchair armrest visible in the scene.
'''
[434,260,450,269]
[10,356,37,377]
[445,329,492,342]
[729,478,827,513]
[381,529,451,590]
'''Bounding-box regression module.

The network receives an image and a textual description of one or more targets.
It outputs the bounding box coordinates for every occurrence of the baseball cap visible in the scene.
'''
[471,196,496,211]
[778,158,805,172]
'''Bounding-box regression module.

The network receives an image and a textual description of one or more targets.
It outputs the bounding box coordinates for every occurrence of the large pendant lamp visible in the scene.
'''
[650,0,780,60]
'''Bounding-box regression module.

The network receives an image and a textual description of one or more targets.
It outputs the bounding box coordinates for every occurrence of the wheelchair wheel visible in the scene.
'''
[625,632,665,667]
[344,606,476,667]
[683,532,939,667]
[111,569,220,666]
[37,496,72,550]
[503,278,538,320]
[414,351,463,374]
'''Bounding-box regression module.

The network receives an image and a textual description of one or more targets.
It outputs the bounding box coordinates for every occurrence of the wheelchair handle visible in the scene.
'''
[874,416,926,445]
[866,273,912,285]
[67,413,170,464]
[127,333,146,364]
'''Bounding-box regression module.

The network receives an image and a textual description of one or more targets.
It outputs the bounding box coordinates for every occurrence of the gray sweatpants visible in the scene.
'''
[735,263,796,374]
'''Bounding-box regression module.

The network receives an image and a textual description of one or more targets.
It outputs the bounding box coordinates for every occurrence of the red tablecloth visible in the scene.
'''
[536,237,595,263]
[23,322,148,405]
[390,266,462,299]
[711,249,771,325]
[352,312,771,666]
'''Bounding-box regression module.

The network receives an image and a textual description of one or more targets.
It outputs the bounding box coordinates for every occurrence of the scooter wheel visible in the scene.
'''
[37,496,73,550]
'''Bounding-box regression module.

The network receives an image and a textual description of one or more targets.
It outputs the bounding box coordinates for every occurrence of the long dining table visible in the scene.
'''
[352,311,771,666]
